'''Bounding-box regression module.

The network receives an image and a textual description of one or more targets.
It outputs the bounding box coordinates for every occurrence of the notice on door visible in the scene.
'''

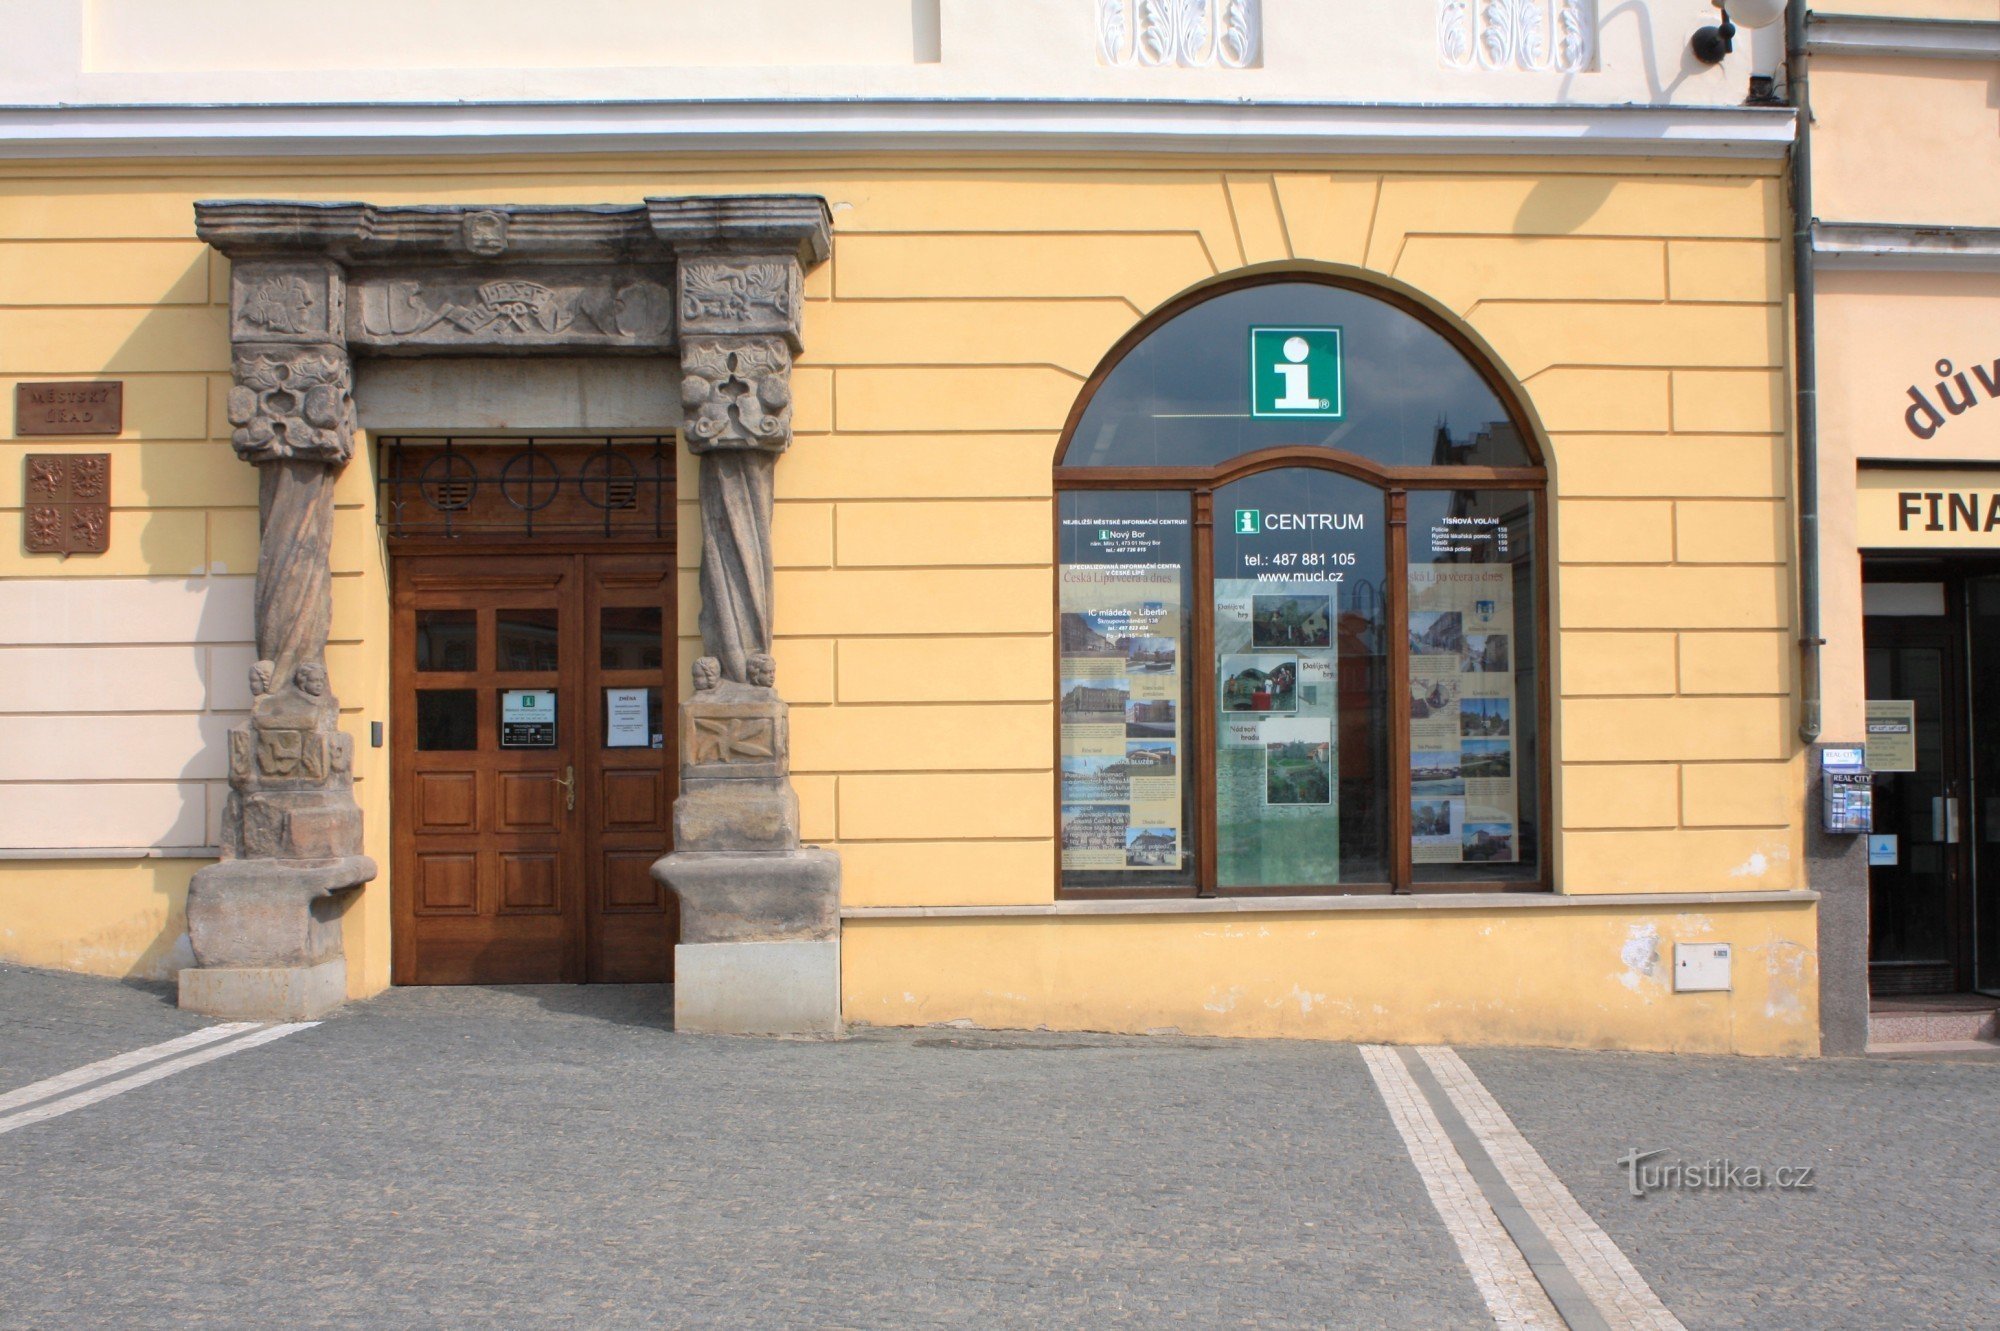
[1865,699,1916,773]
[501,689,557,748]
[604,687,649,749]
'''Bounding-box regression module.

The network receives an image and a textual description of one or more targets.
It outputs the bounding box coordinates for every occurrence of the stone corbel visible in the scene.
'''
[182,245,376,1021]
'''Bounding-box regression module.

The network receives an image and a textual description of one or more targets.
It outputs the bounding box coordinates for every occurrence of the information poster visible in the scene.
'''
[605,687,650,749]
[500,689,556,748]
[1408,563,1518,864]
[1865,700,1916,773]
[1213,581,1340,885]
[1059,554,1184,873]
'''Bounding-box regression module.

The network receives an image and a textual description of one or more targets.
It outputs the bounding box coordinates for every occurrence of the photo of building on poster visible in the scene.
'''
[1059,564,1183,872]
[1408,563,1518,864]
[1214,579,1341,886]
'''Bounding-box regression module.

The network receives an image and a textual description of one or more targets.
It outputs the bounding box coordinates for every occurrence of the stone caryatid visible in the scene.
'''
[182,245,376,1020]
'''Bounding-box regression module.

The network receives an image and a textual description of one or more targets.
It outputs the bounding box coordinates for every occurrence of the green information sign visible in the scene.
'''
[1249,326,1343,420]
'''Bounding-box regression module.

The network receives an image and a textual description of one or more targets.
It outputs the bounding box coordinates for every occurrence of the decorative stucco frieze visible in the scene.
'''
[1439,0,1594,72]
[1099,0,1260,69]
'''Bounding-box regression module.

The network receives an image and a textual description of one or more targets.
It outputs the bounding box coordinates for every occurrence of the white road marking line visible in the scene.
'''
[1360,1044,1563,1330]
[0,1022,262,1114]
[1418,1046,1686,1331]
[0,1022,315,1136]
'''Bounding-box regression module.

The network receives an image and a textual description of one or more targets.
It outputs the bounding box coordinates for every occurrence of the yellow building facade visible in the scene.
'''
[0,1,1827,1055]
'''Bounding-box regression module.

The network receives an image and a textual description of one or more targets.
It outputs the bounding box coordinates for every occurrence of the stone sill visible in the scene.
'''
[843,890,1819,920]
[0,846,219,861]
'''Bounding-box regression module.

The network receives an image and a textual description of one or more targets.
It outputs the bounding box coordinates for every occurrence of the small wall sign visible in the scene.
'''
[15,381,122,436]
[23,454,111,556]
[604,687,649,749]
[500,689,557,747]
[1249,326,1344,420]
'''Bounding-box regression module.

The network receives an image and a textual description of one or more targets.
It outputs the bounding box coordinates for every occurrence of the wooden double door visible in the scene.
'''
[391,551,677,985]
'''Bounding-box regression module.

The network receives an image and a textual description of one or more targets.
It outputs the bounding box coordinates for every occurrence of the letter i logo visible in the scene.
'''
[1250,327,1343,419]
[1235,509,1261,535]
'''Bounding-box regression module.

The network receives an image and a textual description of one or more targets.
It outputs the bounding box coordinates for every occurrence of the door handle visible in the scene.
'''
[554,764,576,813]
[1933,795,1961,844]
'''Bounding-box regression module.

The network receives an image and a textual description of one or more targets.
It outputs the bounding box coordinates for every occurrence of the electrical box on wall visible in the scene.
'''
[1674,943,1732,993]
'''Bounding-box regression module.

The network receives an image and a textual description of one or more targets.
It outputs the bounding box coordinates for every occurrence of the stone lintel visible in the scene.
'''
[197,195,832,272]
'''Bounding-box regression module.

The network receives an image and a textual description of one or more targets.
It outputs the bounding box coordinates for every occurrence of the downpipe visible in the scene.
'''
[1788,0,1824,746]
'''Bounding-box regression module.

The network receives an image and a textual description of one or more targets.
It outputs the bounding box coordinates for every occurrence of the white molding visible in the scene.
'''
[1814,221,2000,272]
[843,889,1819,919]
[0,846,218,860]
[0,98,1795,160]
[1806,14,2000,61]
[1098,0,1262,69]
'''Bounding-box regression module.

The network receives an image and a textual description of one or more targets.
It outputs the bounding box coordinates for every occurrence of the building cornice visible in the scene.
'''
[1814,221,2000,271]
[0,98,1796,161]
[1806,13,2000,61]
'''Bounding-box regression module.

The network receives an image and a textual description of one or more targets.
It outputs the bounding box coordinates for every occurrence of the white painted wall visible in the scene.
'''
[0,577,252,849]
[0,0,1786,111]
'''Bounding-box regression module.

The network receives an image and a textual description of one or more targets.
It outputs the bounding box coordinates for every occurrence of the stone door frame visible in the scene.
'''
[186,196,832,1021]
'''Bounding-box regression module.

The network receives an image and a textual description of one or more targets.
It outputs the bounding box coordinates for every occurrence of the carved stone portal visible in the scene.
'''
[191,196,837,1031]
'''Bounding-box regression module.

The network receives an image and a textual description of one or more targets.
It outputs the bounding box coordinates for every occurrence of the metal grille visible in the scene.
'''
[377,437,671,541]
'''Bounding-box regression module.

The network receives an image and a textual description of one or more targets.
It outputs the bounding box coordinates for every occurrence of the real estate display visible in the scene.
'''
[1408,561,1518,864]
[1059,561,1184,872]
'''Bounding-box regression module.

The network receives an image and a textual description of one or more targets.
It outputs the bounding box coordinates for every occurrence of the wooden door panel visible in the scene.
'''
[414,851,479,915]
[392,545,675,987]
[499,852,562,914]
[496,770,563,832]
[601,769,664,829]
[413,771,478,832]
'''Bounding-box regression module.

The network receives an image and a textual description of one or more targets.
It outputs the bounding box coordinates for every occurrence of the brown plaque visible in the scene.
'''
[15,381,122,436]
[23,454,111,556]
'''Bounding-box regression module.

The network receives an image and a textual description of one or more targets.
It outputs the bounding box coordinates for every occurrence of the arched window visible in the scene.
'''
[1054,272,1548,896]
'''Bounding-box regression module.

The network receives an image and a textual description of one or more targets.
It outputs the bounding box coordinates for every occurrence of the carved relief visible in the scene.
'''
[689,715,778,766]
[462,210,510,257]
[227,348,356,464]
[349,269,675,349]
[21,452,111,556]
[231,261,343,344]
[681,336,794,453]
[676,258,800,338]
[1440,0,1593,71]
[1099,0,1259,68]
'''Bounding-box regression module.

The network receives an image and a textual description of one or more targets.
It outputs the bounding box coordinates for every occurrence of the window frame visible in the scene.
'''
[1052,269,1553,898]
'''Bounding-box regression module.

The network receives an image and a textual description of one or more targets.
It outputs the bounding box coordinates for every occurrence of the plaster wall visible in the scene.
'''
[0,0,1782,111]
[0,154,1809,1049]
[1811,54,2000,230]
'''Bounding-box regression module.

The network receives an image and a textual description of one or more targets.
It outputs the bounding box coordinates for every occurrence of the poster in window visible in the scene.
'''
[1408,563,1518,863]
[1214,580,1340,886]
[1059,563,1182,872]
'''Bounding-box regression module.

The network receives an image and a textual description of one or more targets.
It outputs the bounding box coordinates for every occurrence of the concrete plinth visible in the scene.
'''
[178,958,347,1021]
[674,939,840,1037]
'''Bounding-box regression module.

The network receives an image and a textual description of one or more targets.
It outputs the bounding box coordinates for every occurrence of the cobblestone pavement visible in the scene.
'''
[0,964,1995,1330]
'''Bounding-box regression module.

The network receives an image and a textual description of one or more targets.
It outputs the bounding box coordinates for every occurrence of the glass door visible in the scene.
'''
[1964,576,2000,993]
[1864,590,1969,994]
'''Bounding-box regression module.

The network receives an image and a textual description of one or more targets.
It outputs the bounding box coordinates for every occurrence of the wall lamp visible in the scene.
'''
[1692,0,1786,64]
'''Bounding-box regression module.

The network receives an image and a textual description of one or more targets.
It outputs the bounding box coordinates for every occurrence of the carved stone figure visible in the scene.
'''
[692,655,722,692]
[680,336,794,452]
[747,653,777,689]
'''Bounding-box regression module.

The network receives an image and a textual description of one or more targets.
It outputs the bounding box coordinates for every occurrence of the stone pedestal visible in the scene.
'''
[652,658,842,1036]
[659,849,841,1036]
